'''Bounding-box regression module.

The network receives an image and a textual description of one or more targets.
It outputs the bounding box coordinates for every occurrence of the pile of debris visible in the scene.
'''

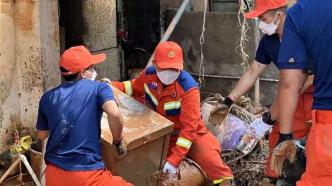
[0,128,38,186]
[201,94,269,186]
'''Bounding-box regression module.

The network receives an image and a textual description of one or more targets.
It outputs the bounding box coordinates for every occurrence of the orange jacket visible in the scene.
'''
[112,66,208,167]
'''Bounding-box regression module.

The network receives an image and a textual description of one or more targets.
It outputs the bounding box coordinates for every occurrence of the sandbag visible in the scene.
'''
[157,158,207,186]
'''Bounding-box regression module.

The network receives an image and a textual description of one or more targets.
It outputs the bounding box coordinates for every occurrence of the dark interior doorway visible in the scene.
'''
[120,0,160,71]
[58,0,161,79]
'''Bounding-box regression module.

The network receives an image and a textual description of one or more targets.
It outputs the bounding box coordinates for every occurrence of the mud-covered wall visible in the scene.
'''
[0,0,60,152]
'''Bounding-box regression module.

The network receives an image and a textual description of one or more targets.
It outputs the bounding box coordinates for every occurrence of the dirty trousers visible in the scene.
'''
[296,110,332,186]
[264,89,313,178]
[45,164,133,186]
[168,132,233,183]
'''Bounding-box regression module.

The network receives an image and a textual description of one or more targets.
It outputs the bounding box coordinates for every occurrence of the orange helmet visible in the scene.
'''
[244,0,287,19]
[60,46,106,75]
[154,41,184,70]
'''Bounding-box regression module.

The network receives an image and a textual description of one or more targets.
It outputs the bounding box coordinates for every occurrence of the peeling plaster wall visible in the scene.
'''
[39,0,61,90]
[0,0,60,152]
[60,0,120,80]
[81,0,120,80]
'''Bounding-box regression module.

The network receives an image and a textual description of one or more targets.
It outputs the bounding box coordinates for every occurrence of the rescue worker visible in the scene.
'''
[110,41,233,186]
[221,0,313,180]
[35,46,133,186]
[271,0,332,185]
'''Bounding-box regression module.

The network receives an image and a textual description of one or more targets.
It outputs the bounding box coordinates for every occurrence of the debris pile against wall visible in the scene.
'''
[201,94,269,186]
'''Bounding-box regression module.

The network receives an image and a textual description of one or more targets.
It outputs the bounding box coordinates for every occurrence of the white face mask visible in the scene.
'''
[156,70,180,85]
[84,69,98,81]
[91,70,98,81]
[258,12,280,36]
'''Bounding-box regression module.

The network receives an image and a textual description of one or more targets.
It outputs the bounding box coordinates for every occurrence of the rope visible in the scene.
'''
[198,0,208,87]
[237,0,250,71]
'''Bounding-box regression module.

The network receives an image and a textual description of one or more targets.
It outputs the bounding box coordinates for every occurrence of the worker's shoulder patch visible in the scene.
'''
[145,66,157,75]
[177,71,198,92]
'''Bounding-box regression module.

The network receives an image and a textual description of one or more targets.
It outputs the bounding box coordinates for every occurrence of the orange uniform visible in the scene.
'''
[112,66,233,184]
[265,87,313,178]
[296,110,332,186]
[45,164,133,186]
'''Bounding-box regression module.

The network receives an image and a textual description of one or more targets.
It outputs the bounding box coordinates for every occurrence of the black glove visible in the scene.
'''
[281,138,306,185]
[223,97,234,107]
[113,137,127,159]
[30,139,43,152]
[271,135,296,177]
[262,112,277,125]
[277,133,294,145]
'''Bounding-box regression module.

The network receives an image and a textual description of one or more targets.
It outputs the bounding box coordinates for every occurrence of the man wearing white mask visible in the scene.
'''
[219,0,314,180]
[111,41,233,186]
[36,46,132,186]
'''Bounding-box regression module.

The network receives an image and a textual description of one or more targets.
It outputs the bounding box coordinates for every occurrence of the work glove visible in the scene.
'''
[209,97,233,125]
[30,139,42,152]
[112,137,127,159]
[223,97,234,108]
[248,112,276,139]
[271,133,296,177]
[162,162,177,175]
[281,138,306,185]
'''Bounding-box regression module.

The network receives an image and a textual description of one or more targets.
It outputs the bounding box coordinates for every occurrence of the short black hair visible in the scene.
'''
[60,67,79,81]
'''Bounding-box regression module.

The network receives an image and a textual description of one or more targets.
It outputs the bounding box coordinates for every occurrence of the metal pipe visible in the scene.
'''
[146,0,191,68]
[255,79,260,104]
[254,19,261,104]
[0,155,41,186]
[19,155,41,186]
[189,72,279,82]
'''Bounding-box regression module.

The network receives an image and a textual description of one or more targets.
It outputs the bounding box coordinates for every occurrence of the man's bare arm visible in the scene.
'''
[102,100,124,141]
[37,130,48,141]
[278,69,306,134]
[228,60,267,101]
[300,74,313,94]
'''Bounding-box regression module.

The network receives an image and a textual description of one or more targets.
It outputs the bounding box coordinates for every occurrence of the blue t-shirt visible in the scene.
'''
[255,34,281,68]
[256,34,315,72]
[278,0,332,110]
[36,79,115,171]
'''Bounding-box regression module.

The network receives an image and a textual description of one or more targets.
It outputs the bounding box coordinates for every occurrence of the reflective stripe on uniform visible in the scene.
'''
[123,81,133,96]
[176,137,192,149]
[164,101,181,110]
[213,177,234,184]
[144,83,158,106]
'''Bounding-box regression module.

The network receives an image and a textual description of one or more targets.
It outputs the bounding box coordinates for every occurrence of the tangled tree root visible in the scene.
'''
[222,141,269,186]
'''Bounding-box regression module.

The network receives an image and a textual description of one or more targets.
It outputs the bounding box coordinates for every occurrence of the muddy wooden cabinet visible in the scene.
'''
[101,87,174,186]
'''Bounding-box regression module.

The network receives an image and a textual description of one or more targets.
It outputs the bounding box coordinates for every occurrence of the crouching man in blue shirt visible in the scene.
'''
[35,46,133,186]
